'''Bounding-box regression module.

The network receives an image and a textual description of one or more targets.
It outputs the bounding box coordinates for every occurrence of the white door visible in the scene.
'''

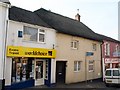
[35,60,45,86]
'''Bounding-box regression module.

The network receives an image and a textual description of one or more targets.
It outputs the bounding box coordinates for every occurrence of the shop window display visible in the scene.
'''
[11,58,33,83]
[35,61,43,80]
[105,63,110,70]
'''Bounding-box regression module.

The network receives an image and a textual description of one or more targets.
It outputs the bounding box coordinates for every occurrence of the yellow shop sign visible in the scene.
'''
[7,46,56,58]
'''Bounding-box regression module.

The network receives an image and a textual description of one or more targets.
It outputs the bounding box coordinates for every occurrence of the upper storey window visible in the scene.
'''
[105,43,110,56]
[71,40,79,49]
[23,26,45,43]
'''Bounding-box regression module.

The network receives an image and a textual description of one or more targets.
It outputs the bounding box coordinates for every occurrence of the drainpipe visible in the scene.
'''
[100,42,104,81]
[3,20,8,79]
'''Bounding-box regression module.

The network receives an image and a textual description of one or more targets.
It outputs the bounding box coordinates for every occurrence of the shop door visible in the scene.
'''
[35,60,45,86]
[56,61,66,83]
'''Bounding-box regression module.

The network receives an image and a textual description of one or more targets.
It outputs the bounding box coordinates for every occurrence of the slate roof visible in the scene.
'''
[35,8,120,43]
[9,6,51,28]
[96,33,120,43]
[9,7,120,43]
[34,8,103,42]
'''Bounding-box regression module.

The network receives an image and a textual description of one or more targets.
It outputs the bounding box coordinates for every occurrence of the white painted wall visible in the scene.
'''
[7,21,56,48]
[51,59,56,84]
[0,2,10,80]
[5,20,56,85]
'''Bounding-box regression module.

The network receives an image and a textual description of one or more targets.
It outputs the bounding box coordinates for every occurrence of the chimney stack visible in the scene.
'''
[75,9,81,22]
[0,0,10,4]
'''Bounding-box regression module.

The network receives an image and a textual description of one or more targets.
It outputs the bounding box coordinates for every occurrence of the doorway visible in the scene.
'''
[56,61,66,83]
[35,60,45,86]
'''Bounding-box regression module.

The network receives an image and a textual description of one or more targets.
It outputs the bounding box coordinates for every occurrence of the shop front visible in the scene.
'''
[104,58,120,69]
[6,46,56,89]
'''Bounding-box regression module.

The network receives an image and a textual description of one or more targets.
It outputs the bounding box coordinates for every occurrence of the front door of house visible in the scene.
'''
[56,61,66,83]
[35,60,45,86]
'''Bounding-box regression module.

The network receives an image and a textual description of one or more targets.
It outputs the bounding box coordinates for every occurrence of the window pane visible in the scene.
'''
[23,26,38,42]
[89,60,93,71]
[74,42,77,48]
[72,41,78,49]
[105,70,111,76]
[105,43,110,56]
[39,34,45,42]
[89,65,93,71]
[113,70,119,76]
[74,61,77,71]
[11,58,32,83]
[93,44,96,51]
[78,61,81,71]
[71,42,73,47]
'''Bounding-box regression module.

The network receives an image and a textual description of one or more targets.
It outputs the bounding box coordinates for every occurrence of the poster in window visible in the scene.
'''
[30,63,34,78]
[16,63,21,82]
[22,62,27,81]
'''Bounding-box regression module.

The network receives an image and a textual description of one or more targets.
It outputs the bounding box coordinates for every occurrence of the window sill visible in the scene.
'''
[74,71,80,73]
[72,48,78,50]
[89,70,94,72]
[22,40,46,44]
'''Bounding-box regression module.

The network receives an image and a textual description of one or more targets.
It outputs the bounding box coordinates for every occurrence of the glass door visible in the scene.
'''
[35,60,45,86]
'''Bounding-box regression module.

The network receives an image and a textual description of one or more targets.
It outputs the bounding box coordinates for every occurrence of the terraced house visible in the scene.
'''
[0,1,104,89]
[0,1,56,89]
[97,34,120,80]
[1,0,119,89]
[35,8,103,84]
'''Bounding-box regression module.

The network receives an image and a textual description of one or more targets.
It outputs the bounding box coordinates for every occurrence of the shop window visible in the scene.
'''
[89,60,94,72]
[11,58,33,83]
[92,43,97,51]
[74,61,81,72]
[71,40,79,49]
[105,63,110,70]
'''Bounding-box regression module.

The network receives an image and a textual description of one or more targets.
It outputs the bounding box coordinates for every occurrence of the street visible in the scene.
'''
[22,79,120,90]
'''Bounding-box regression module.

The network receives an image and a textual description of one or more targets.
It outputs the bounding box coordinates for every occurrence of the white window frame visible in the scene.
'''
[38,29,45,43]
[74,61,81,72]
[71,40,78,49]
[23,26,45,43]
[105,43,110,56]
[88,60,94,72]
[92,43,97,51]
[115,45,119,52]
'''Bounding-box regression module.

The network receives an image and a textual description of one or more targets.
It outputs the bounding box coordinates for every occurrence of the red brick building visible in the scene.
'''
[102,40,120,80]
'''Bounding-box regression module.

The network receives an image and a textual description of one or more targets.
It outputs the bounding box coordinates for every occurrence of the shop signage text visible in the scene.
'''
[7,46,56,58]
[105,58,120,63]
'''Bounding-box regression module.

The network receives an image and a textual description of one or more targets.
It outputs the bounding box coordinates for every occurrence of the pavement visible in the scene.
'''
[21,79,120,90]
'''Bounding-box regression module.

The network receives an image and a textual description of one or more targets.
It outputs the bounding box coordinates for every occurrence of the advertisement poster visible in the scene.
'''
[16,63,21,82]
[22,61,27,81]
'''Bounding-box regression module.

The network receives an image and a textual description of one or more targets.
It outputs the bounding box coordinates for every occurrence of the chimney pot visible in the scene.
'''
[75,9,80,22]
